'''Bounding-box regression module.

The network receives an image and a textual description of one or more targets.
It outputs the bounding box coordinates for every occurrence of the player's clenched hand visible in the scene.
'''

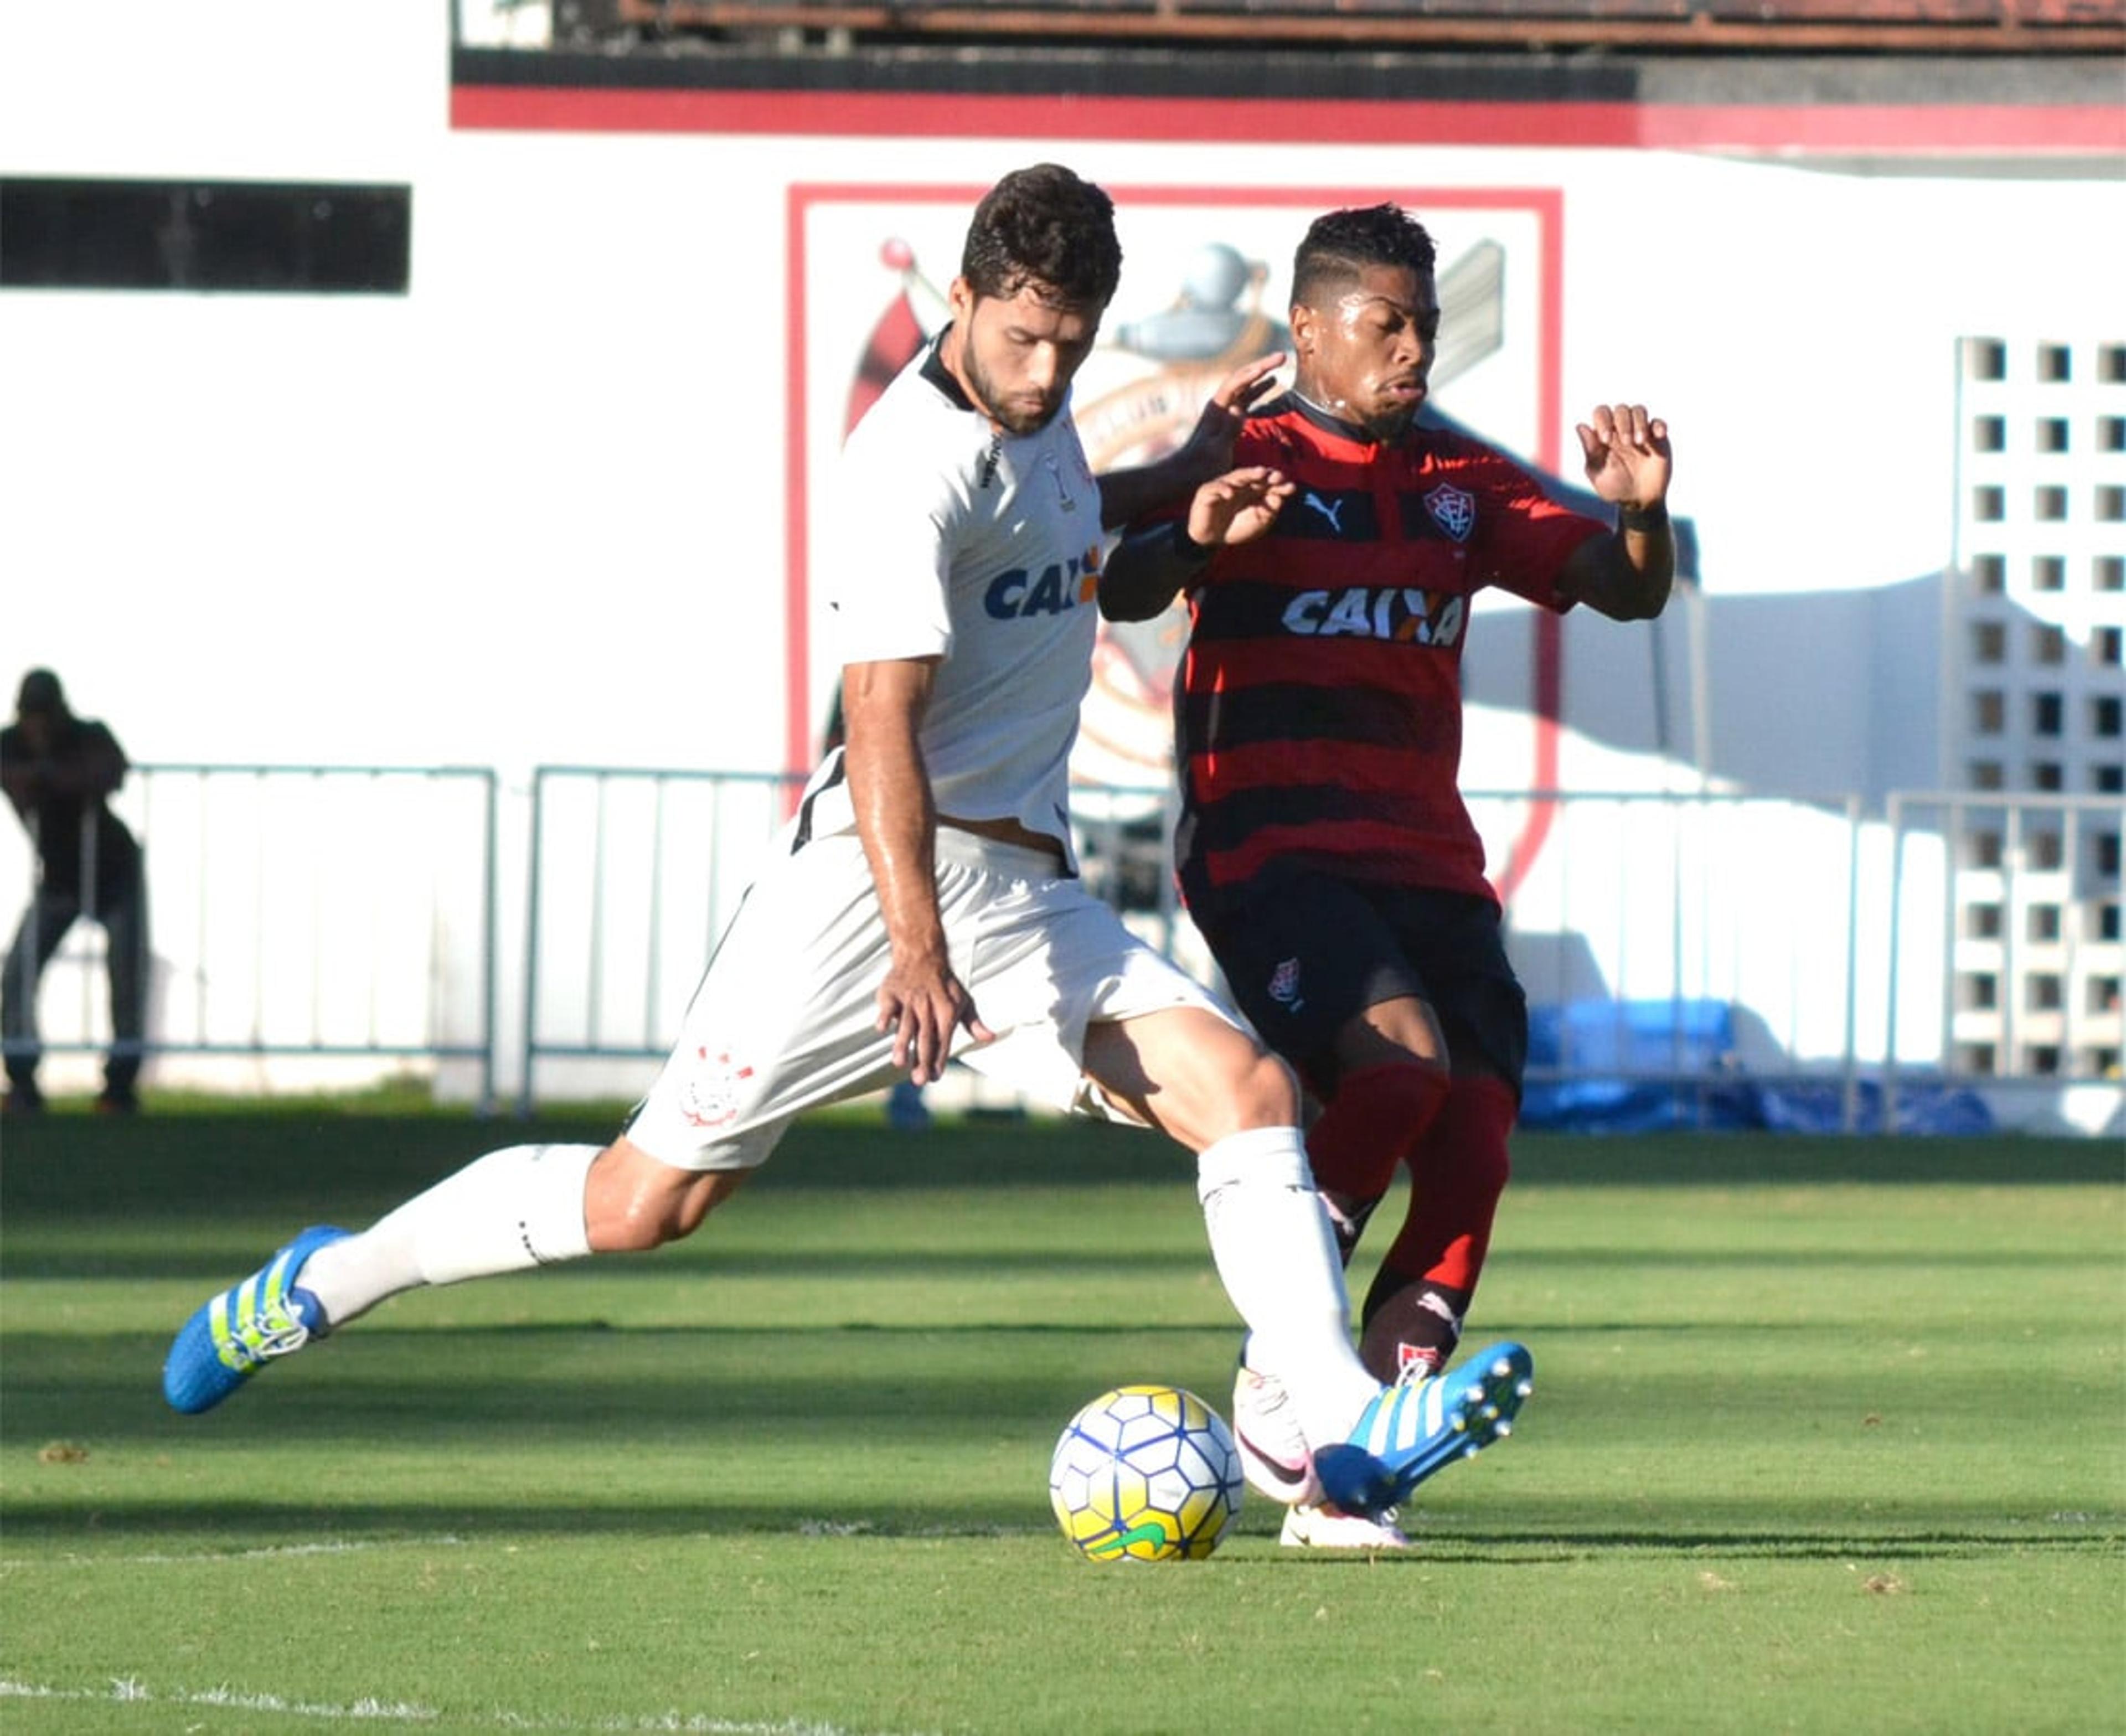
[1172,351,1289,483]
[1186,466,1293,550]
[1575,402,1673,507]
[877,950,994,1087]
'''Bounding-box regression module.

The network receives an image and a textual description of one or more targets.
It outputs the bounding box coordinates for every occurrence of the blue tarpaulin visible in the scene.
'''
[1520,999,1993,1135]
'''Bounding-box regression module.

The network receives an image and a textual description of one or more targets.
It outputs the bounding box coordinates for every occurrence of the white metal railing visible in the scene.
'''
[8,764,2118,1130]
[518,766,806,1109]
[517,772,2123,1132]
[1467,786,1879,1130]
[1,764,500,1107]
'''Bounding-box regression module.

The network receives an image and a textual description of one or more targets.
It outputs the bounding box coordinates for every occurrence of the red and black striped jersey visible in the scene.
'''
[1170,396,1607,916]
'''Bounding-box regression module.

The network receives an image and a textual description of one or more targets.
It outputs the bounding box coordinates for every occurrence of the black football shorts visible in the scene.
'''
[1200,870,1529,1095]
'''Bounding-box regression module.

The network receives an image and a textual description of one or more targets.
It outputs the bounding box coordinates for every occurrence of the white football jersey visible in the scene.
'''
[810,337,1106,866]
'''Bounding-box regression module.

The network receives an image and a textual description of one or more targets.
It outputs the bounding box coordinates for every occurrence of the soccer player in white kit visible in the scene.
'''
[163,164,1528,1525]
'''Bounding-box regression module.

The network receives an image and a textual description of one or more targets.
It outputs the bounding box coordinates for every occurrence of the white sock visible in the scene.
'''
[298,1143,598,1328]
[1196,1127,1382,1450]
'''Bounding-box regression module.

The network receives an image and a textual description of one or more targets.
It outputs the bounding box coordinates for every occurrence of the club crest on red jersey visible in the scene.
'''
[1423,482,1477,542]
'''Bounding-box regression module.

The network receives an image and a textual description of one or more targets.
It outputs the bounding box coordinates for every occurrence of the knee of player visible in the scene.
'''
[1402,1048,1451,1086]
[585,1150,742,1251]
[1231,1045,1302,1126]
[591,1201,685,1252]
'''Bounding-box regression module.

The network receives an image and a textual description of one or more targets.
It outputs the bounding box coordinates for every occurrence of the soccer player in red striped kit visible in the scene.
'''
[1102,202,1676,1547]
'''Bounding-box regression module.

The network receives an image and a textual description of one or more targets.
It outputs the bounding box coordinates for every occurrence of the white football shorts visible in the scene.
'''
[624,825,1243,1171]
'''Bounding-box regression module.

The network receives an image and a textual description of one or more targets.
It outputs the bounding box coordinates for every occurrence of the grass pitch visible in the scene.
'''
[1,1108,2120,1734]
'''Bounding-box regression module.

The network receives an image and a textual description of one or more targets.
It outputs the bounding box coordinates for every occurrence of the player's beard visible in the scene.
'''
[1358,376,1426,444]
[961,347,1061,437]
[1355,408,1418,444]
[1295,370,1425,445]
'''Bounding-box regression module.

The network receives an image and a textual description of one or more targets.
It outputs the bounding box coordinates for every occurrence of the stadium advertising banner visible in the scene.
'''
[790,182,1564,839]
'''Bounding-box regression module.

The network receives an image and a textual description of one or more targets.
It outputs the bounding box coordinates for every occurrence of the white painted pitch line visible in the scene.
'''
[11,1536,468,1569]
[16,1526,1042,1564]
[0,1678,931,1736]
[793,1520,1044,1539]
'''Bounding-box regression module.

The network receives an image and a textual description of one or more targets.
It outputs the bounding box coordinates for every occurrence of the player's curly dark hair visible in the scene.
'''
[1291,204,1437,309]
[960,163,1122,312]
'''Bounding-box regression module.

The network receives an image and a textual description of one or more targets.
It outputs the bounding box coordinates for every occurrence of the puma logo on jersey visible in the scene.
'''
[1302,491,1346,533]
[984,547,1102,619]
[1281,586,1467,647]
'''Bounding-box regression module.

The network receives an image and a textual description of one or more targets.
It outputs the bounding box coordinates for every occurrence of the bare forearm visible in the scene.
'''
[842,670,947,961]
[1609,504,1677,619]
[1563,504,1676,622]
[1568,404,1676,620]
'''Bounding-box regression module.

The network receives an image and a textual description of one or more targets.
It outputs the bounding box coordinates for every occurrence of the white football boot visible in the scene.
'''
[1231,1348,1323,1508]
[1278,1500,1412,1551]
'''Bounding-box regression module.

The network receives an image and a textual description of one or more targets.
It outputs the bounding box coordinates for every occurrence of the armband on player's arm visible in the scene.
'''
[1099,519,1212,623]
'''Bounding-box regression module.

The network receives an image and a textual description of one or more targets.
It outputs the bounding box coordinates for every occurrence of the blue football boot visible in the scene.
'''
[162,1226,348,1414]
[1313,1341,1535,1518]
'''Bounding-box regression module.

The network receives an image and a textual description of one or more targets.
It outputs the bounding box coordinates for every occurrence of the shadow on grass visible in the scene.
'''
[2,1117,2118,1228]
[0,1244,1226,1282]
[11,1238,2113,1283]
[3,1498,2110,1561]
[3,1327,1251,1445]
[2,1315,2106,1451]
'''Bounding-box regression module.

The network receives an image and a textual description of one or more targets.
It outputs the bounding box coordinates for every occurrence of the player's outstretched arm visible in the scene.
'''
[1095,351,1287,530]
[842,656,995,1084]
[1559,402,1676,621]
[1100,466,1293,622]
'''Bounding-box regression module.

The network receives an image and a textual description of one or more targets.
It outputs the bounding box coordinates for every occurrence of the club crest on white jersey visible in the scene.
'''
[680,1046,755,1129]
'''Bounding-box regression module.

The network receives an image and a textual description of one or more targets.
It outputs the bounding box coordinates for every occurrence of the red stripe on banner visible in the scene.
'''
[1493,611,1564,907]
[1494,192,1569,908]
[451,85,2125,153]
[1639,101,2126,154]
